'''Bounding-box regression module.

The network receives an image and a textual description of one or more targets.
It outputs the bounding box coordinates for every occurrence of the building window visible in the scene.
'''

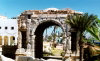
[10,36,15,45]
[0,27,1,29]
[0,36,2,45]
[28,15,31,19]
[11,27,14,30]
[4,36,8,45]
[5,27,8,30]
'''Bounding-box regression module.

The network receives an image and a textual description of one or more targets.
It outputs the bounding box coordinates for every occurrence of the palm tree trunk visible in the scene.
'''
[80,43,84,61]
[45,28,47,41]
[80,42,84,61]
[79,32,84,61]
[52,26,56,47]
[54,26,56,42]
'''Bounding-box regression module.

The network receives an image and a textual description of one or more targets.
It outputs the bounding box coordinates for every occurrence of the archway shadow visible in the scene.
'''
[34,20,63,58]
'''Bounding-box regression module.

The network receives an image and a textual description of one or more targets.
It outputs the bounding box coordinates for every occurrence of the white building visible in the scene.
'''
[0,16,18,46]
[0,16,7,19]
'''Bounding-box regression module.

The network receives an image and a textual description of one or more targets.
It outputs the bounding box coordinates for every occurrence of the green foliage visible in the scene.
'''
[51,48,64,56]
[66,13,97,44]
[47,36,52,41]
[43,47,64,57]
[86,18,100,42]
[66,13,97,61]
[43,51,52,56]
[66,13,97,32]
[86,27,100,41]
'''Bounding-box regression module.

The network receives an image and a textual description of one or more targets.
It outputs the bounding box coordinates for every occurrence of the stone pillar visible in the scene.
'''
[16,31,26,56]
[63,32,71,55]
[2,36,4,45]
[29,20,36,58]
[18,31,22,49]
[64,24,72,56]
[8,36,10,45]
[26,19,31,49]
[0,45,2,55]
[66,35,71,54]
[15,37,18,45]
[25,19,32,56]
[31,35,35,58]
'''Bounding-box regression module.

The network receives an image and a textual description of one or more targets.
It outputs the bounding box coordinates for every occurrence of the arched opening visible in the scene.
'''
[10,36,15,45]
[0,36,2,45]
[34,20,64,58]
[4,36,8,45]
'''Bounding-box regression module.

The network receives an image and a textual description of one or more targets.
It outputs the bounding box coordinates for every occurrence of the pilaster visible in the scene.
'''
[31,35,35,58]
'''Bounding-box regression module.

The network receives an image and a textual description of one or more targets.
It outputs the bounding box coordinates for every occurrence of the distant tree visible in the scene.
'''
[11,17,17,19]
[47,36,52,42]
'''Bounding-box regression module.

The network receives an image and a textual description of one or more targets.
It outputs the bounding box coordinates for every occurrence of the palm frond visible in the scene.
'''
[86,28,100,41]
[66,13,97,32]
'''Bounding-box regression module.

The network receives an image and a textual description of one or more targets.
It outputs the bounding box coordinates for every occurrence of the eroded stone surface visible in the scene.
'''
[17,8,80,59]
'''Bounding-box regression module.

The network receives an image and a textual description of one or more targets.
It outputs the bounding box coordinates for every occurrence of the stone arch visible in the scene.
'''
[17,9,81,60]
[34,20,65,58]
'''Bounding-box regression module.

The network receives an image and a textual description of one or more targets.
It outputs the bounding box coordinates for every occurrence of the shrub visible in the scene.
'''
[2,45,18,59]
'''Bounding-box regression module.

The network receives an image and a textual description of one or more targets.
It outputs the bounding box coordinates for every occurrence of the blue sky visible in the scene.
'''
[0,0,100,18]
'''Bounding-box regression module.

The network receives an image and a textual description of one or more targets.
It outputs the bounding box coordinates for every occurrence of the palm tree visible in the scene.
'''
[45,28,48,41]
[53,26,58,40]
[51,33,57,47]
[86,19,100,42]
[65,13,97,61]
[47,35,52,42]
[50,26,58,47]
[86,26,100,41]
